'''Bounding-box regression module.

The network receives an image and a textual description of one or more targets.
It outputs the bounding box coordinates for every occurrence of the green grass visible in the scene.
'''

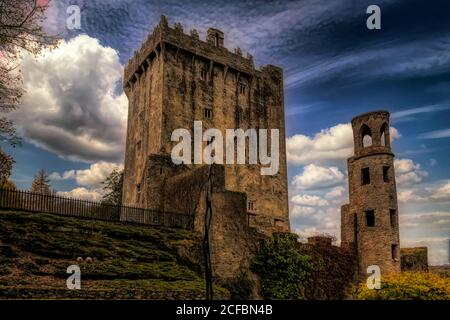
[0,210,228,299]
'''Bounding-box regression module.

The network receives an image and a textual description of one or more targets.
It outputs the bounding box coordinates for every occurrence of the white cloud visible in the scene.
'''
[50,161,123,187]
[286,123,400,166]
[291,194,329,207]
[291,205,316,218]
[286,123,353,165]
[394,158,428,187]
[293,207,340,241]
[390,127,401,141]
[292,164,345,190]
[418,128,450,139]
[401,211,450,221]
[398,190,427,203]
[325,186,346,199]
[398,179,450,205]
[431,181,450,200]
[10,35,127,163]
[57,187,103,201]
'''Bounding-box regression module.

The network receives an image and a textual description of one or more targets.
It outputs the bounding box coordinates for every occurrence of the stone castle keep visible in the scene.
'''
[341,111,401,275]
[120,16,289,281]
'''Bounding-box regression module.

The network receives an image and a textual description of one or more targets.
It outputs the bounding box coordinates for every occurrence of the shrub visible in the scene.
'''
[299,241,356,299]
[354,272,450,300]
[251,233,311,299]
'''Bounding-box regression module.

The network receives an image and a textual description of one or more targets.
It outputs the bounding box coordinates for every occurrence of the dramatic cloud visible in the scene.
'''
[286,123,400,166]
[394,158,428,187]
[50,161,123,187]
[286,123,353,166]
[10,35,128,163]
[292,164,345,190]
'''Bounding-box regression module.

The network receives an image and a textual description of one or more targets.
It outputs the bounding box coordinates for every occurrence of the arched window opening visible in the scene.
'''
[361,124,373,148]
[380,123,389,147]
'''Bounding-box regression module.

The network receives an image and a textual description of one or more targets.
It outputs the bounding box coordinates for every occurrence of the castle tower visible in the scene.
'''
[341,111,401,275]
[121,16,289,235]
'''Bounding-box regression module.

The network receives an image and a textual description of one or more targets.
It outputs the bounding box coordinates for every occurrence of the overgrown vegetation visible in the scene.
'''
[0,210,228,299]
[252,233,311,299]
[252,233,357,300]
[299,238,356,299]
[353,272,450,300]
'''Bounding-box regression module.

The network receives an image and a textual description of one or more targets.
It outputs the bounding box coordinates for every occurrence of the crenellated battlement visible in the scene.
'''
[124,15,263,87]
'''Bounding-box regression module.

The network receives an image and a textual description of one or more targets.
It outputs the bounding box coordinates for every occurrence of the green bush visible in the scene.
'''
[251,233,311,299]
[354,272,450,300]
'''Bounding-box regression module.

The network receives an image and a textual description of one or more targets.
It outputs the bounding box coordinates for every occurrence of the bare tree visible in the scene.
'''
[0,0,59,179]
[31,168,51,194]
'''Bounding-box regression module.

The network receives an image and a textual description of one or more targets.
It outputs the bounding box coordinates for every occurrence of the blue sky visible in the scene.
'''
[4,0,450,264]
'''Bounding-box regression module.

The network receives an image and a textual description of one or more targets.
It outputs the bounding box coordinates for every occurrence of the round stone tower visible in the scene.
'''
[347,110,401,275]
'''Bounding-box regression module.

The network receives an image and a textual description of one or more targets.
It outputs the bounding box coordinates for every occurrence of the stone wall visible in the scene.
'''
[159,162,265,295]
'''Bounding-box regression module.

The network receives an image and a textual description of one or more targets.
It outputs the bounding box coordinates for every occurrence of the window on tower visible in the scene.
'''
[390,209,397,228]
[391,244,399,261]
[239,83,246,95]
[361,124,373,148]
[380,123,389,147]
[247,200,255,212]
[362,168,370,185]
[214,33,219,47]
[383,166,390,182]
[365,210,375,227]
[200,69,207,81]
[136,184,141,203]
[204,108,212,119]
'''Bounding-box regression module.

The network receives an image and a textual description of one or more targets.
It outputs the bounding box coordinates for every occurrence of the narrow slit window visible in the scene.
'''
[136,184,141,203]
[204,108,212,119]
[383,166,390,182]
[248,200,255,211]
[362,168,370,185]
[390,209,397,228]
[365,210,375,227]
[239,83,246,94]
[200,69,207,81]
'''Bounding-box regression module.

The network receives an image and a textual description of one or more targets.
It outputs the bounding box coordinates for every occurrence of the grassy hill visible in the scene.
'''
[0,210,228,299]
